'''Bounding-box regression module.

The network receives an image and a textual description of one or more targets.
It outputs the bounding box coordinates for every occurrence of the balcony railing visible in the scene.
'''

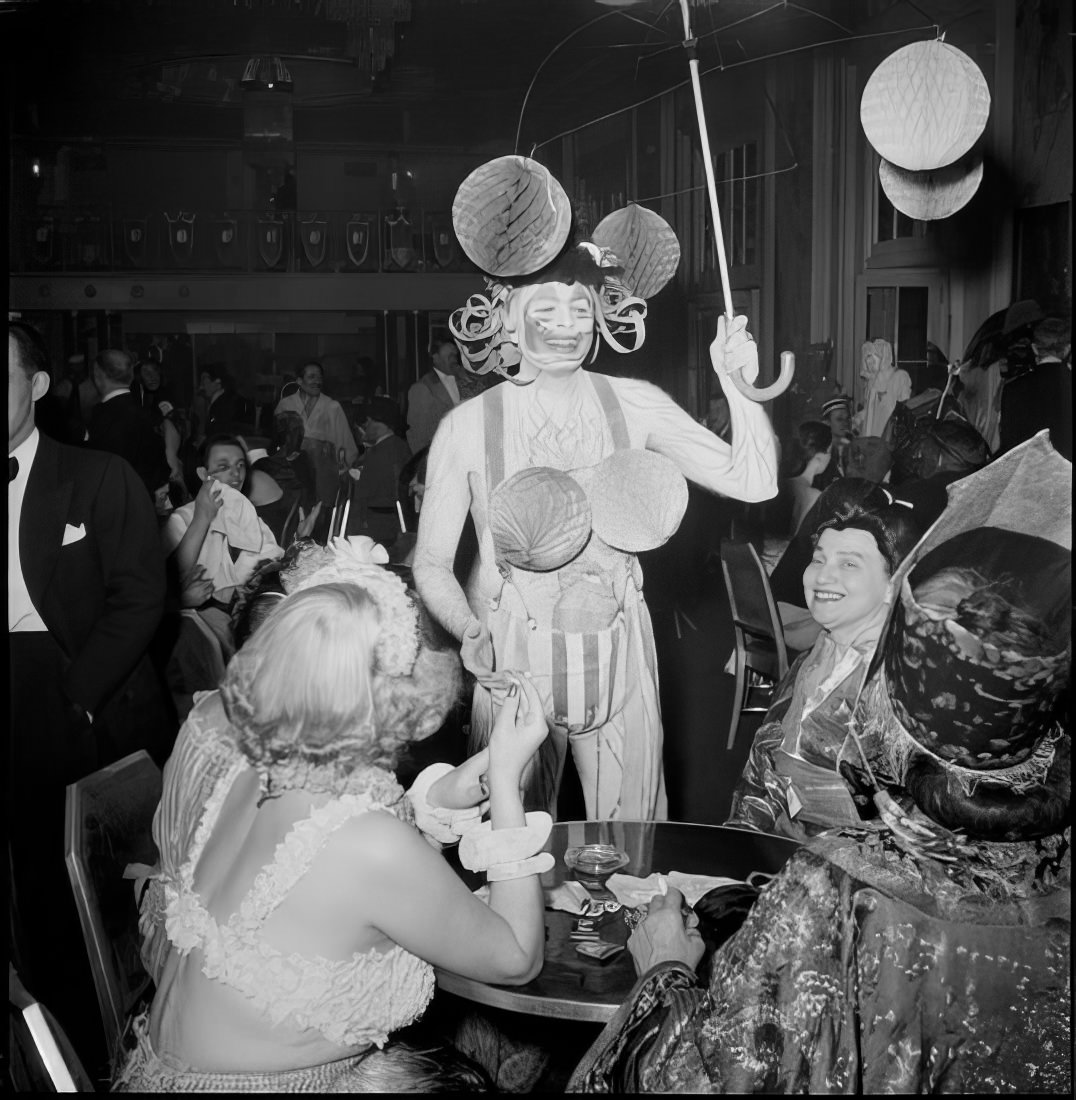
[11,206,482,277]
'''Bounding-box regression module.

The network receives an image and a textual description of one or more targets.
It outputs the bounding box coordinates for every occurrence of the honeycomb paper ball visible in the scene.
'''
[452,156,572,278]
[489,467,592,572]
[861,41,990,171]
[879,155,983,220]
[591,204,681,299]
[589,450,688,553]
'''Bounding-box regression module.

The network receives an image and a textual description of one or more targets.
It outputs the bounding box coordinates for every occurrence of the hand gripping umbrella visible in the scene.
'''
[674,0,794,402]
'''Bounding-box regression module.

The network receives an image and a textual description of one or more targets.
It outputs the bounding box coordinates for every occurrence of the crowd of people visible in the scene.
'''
[7,158,1071,1091]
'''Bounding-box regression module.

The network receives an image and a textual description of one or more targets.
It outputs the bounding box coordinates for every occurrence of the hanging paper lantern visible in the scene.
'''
[589,450,688,553]
[489,467,592,572]
[861,41,990,171]
[591,204,681,299]
[879,155,983,220]
[452,156,572,278]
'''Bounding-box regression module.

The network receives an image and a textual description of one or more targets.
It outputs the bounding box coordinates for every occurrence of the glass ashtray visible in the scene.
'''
[564,844,630,888]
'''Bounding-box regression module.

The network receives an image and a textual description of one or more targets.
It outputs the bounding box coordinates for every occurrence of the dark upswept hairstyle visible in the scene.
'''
[200,433,248,467]
[814,499,922,576]
[198,361,229,385]
[904,731,1070,841]
[781,420,833,478]
[8,320,51,379]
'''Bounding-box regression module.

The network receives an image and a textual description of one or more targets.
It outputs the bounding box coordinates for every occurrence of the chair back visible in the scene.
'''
[9,965,94,1092]
[720,539,789,673]
[64,751,162,1071]
[278,492,301,548]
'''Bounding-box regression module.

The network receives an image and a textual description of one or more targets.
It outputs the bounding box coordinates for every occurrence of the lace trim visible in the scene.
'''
[164,766,434,1047]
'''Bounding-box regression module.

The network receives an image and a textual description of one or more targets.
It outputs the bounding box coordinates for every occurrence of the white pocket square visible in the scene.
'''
[62,523,87,546]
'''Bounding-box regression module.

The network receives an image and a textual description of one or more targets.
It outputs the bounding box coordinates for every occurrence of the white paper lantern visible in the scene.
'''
[861,41,990,171]
[452,156,572,278]
[591,204,681,299]
[879,156,983,221]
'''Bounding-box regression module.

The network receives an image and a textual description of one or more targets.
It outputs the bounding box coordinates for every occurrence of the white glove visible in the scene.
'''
[710,314,759,386]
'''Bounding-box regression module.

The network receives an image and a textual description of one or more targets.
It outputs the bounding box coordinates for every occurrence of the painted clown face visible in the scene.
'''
[510,281,596,381]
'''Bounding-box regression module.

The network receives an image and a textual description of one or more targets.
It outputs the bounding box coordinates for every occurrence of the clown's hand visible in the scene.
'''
[710,314,759,386]
[461,617,510,692]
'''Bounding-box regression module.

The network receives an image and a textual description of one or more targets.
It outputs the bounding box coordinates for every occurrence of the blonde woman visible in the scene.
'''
[118,551,549,1091]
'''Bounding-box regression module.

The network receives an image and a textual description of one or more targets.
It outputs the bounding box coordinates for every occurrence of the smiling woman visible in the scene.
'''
[726,500,920,840]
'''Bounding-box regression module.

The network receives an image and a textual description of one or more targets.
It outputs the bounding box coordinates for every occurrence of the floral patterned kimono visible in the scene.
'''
[569,827,1071,1094]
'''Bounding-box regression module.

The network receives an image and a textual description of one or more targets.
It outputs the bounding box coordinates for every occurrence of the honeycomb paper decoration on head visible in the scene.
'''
[860,41,990,171]
[591,204,681,299]
[452,156,572,278]
[879,155,983,221]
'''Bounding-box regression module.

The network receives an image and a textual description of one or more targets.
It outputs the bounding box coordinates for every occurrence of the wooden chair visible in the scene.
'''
[719,539,791,751]
[9,965,95,1092]
[64,751,163,1075]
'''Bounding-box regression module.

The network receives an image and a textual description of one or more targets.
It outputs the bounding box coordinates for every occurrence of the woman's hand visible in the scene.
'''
[427,748,491,811]
[710,314,759,386]
[180,564,214,608]
[193,476,223,523]
[627,887,705,977]
[295,501,322,540]
[487,674,547,785]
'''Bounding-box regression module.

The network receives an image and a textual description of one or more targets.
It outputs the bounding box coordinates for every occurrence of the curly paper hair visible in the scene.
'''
[450,242,648,380]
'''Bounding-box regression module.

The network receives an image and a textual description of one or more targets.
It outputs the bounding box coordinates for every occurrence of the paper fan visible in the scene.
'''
[452,156,572,278]
[879,156,983,221]
[861,41,990,171]
[591,204,680,299]
[589,450,688,552]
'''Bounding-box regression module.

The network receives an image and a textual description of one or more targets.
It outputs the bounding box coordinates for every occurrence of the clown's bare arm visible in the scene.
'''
[624,315,778,501]
[412,409,481,643]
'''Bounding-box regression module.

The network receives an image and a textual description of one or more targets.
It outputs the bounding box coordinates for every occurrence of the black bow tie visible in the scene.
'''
[9,457,18,482]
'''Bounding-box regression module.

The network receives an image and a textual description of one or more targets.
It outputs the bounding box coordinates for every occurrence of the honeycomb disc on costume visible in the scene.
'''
[591,204,681,299]
[589,450,688,552]
[879,155,983,221]
[861,41,990,171]
[452,156,572,278]
[489,467,592,572]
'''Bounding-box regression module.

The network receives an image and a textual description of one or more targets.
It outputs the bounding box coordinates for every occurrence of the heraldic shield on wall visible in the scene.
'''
[30,216,54,267]
[214,217,241,267]
[258,217,284,269]
[123,218,147,267]
[165,211,196,263]
[346,216,371,268]
[300,215,327,269]
[384,207,416,270]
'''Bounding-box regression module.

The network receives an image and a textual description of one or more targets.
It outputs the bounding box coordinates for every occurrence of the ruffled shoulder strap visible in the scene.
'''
[231,792,405,932]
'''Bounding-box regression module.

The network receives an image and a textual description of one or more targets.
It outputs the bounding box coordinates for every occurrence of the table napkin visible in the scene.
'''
[544,881,592,915]
[607,871,745,909]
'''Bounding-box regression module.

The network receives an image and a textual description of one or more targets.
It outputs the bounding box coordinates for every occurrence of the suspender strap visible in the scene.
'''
[484,383,506,492]
[589,373,631,451]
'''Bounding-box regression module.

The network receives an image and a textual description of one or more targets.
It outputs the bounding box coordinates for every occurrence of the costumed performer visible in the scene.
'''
[413,156,778,822]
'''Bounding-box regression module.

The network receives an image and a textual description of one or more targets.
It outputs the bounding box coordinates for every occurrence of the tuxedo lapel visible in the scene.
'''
[21,434,74,622]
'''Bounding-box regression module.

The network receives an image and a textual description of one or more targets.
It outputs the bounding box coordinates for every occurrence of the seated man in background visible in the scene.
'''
[161,434,283,657]
[727,500,920,840]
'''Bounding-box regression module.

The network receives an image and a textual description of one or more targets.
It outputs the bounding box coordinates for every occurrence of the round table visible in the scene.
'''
[435,820,800,1022]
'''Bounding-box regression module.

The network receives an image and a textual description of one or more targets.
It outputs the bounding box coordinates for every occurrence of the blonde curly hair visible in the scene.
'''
[221,582,461,775]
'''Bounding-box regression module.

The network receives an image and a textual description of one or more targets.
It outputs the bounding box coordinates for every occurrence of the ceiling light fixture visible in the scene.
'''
[240,56,293,93]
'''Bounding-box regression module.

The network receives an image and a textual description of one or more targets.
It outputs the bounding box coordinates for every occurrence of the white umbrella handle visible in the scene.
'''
[678,0,793,403]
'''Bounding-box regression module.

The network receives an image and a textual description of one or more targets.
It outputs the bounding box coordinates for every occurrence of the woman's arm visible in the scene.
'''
[411,412,480,641]
[348,677,548,985]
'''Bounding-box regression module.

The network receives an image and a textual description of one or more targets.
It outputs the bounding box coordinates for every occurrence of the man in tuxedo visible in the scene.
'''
[86,347,170,497]
[8,321,172,1070]
[406,335,467,454]
[199,361,254,438]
